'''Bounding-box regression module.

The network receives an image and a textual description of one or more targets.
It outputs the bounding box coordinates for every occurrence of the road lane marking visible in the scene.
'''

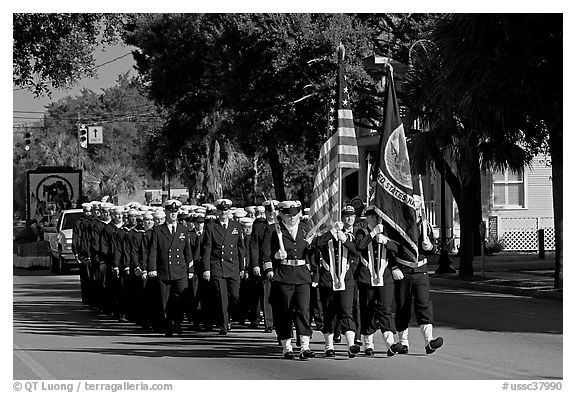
[13,343,55,379]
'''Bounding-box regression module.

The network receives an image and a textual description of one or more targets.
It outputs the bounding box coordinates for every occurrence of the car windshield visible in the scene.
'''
[61,212,82,230]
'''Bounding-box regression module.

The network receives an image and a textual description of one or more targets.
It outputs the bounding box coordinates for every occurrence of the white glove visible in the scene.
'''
[203,271,211,281]
[142,271,148,279]
[188,262,194,269]
[188,272,194,279]
[148,270,157,278]
[375,234,388,244]
[336,231,347,242]
[134,267,142,277]
[370,224,383,238]
[392,268,404,281]
[253,266,261,276]
[311,282,318,288]
[332,221,344,231]
[275,250,288,260]
[266,271,274,280]
[112,267,120,277]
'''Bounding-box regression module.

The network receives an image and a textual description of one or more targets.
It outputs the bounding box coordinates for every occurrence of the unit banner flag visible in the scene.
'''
[373,65,419,264]
[307,43,359,242]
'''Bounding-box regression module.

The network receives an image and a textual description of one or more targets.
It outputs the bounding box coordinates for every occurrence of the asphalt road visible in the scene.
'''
[13,268,562,381]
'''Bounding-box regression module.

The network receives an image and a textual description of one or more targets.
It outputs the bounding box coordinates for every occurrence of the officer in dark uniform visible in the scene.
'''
[264,200,317,360]
[73,202,92,304]
[393,195,444,355]
[236,216,257,326]
[148,199,194,336]
[355,207,403,357]
[103,205,129,321]
[128,209,148,326]
[314,206,361,358]
[249,204,275,333]
[190,208,210,330]
[201,198,246,335]
[142,210,162,331]
[91,202,113,314]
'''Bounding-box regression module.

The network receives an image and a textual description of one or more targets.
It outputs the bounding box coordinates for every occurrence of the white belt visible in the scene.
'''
[397,257,427,269]
[280,259,306,266]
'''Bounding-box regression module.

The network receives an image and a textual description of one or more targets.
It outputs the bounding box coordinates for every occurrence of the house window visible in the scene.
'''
[493,169,526,208]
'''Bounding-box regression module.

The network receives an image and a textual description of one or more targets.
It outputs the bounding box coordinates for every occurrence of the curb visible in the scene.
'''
[430,276,562,301]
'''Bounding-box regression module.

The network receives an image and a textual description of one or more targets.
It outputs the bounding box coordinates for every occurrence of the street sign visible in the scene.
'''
[87,126,103,144]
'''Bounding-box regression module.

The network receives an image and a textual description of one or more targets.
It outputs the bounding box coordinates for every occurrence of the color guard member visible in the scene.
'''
[264,200,316,360]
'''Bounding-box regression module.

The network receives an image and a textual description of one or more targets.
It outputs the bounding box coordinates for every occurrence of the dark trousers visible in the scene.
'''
[258,278,274,329]
[319,283,356,335]
[309,284,323,329]
[333,282,361,339]
[78,256,91,304]
[394,272,434,331]
[357,281,396,335]
[159,277,188,330]
[271,282,312,340]
[236,276,257,323]
[130,275,146,324]
[94,262,107,312]
[183,275,199,323]
[143,276,163,329]
[210,276,240,331]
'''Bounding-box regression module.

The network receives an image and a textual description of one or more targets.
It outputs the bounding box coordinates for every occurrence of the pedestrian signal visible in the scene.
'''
[78,124,88,148]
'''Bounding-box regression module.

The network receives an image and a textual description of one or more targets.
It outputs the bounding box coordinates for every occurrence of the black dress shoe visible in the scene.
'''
[364,348,374,356]
[325,349,336,358]
[333,335,341,343]
[203,325,214,332]
[348,344,360,358]
[387,342,403,357]
[283,351,294,359]
[218,328,228,335]
[299,349,316,360]
[164,330,174,337]
[425,337,443,354]
[249,321,259,328]
[174,325,183,336]
[264,327,273,333]
[398,344,409,354]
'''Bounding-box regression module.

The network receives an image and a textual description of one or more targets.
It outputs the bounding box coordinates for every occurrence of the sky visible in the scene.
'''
[13,43,138,125]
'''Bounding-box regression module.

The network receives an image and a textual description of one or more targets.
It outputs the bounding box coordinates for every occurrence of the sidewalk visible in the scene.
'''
[426,252,562,300]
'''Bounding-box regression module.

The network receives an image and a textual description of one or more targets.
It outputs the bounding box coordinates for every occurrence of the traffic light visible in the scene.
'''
[78,124,88,148]
[24,132,31,151]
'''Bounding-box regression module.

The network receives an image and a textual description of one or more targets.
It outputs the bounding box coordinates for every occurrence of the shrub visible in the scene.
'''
[484,235,505,254]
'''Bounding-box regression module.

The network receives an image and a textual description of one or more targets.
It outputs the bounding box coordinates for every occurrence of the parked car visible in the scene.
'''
[43,209,83,273]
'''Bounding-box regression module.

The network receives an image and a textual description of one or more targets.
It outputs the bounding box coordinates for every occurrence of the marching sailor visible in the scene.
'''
[393,195,444,355]
[354,207,403,357]
[264,200,317,360]
[314,205,361,358]
[201,198,246,335]
[148,199,194,336]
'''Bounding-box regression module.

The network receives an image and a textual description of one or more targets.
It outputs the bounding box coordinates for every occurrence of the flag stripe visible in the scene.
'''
[309,46,359,242]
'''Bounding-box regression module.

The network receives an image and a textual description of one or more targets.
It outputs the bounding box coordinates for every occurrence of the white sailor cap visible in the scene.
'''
[239,217,254,227]
[164,199,182,212]
[278,201,301,215]
[215,198,233,211]
[234,209,247,218]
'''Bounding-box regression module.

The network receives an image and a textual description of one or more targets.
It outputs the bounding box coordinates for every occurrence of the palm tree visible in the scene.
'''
[405,15,552,278]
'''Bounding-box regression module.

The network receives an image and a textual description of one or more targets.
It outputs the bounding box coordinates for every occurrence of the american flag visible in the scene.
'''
[373,65,420,264]
[308,44,359,241]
